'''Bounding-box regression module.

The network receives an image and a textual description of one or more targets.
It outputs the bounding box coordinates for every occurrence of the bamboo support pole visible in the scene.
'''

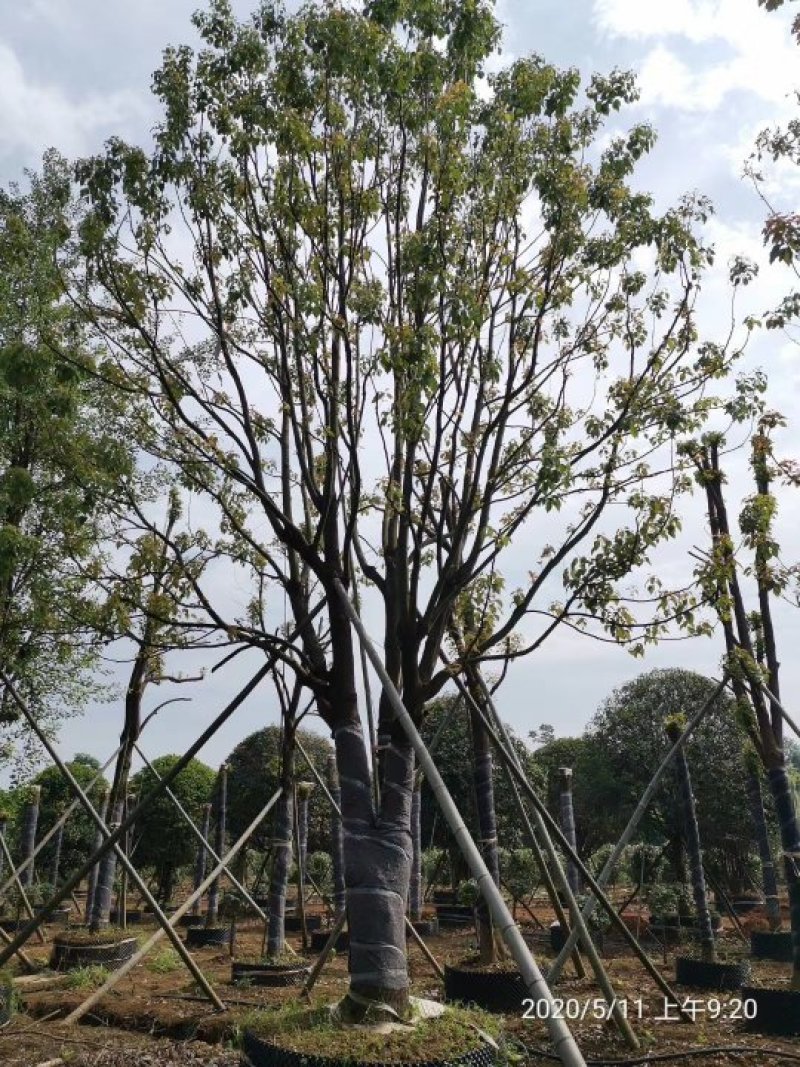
[62,788,282,1025]
[334,578,587,1067]
[0,833,46,943]
[133,742,269,925]
[549,674,729,983]
[0,650,283,971]
[302,907,348,997]
[0,675,224,1010]
[453,665,693,1021]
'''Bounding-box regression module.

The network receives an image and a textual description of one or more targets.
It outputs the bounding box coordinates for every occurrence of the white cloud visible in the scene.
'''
[593,0,799,114]
[0,42,151,167]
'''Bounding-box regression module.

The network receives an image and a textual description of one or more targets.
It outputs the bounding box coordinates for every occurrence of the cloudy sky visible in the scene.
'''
[0,0,798,781]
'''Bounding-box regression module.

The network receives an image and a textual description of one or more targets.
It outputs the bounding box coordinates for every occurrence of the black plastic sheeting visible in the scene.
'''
[51,934,138,971]
[742,985,800,1036]
[444,963,527,1014]
[674,955,751,991]
[231,961,311,987]
[242,1029,497,1067]
[750,930,794,962]
[186,925,231,948]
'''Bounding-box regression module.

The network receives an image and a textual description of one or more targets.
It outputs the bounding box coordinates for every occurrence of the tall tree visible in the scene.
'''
[77,0,741,1017]
[0,151,133,776]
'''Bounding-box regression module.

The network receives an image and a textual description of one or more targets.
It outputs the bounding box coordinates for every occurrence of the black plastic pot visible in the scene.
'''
[232,960,311,987]
[407,918,439,938]
[444,961,527,1013]
[750,930,794,962]
[675,955,751,991]
[109,908,143,925]
[242,1027,497,1067]
[284,913,323,933]
[731,898,762,915]
[549,922,604,955]
[310,928,349,952]
[177,913,205,928]
[432,890,457,906]
[51,934,138,971]
[185,925,230,949]
[435,904,474,928]
[741,985,800,1036]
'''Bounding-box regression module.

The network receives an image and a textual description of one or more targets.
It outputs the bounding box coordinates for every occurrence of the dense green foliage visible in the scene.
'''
[129,754,216,901]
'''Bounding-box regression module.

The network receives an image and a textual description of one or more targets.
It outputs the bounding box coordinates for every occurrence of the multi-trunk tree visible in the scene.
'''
[76,0,743,1018]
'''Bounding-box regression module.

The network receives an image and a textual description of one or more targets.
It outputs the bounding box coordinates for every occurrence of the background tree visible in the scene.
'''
[129,754,216,903]
[33,756,108,888]
[0,150,133,778]
[225,724,332,857]
[77,0,743,1017]
[586,669,755,890]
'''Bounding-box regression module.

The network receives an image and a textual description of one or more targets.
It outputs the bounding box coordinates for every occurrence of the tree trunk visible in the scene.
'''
[0,817,6,883]
[409,783,422,922]
[90,798,123,930]
[295,782,313,912]
[191,803,212,917]
[266,726,294,957]
[205,764,228,928]
[86,789,109,920]
[667,723,715,962]
[745,766,781,931]
[766,763,800,987]
[328,755,346,917]
[468,700,501,965]
[50,820,65,889]
[335,715,413,1020]
[558,768,581,895]
[19,787,40,890]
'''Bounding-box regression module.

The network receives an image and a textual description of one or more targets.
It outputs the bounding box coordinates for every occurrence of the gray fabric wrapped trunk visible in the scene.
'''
[50,820,65,888]
[336,719,412,1004]
[267,788,294,956]
[766,764,800,981]
[19,788,40,889]
[90,798,124,929]
[86,791,110,920]
[409,785,422,921]
[328,755,346,916]
[746,767,781,930]
[206,765,227,927]
[670,727,715,960]
[558,768,581,895]
[191,804,212,916]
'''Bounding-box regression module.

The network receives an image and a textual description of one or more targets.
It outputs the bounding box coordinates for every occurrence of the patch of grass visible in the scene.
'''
[146,947,182,973]
[239,999,502,1062]
[63,964,110,991]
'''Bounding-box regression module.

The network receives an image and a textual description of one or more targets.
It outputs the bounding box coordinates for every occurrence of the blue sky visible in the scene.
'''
[0,0,798,781]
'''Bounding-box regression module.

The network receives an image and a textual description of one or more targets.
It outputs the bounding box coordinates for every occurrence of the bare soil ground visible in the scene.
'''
[0,893,797,1066]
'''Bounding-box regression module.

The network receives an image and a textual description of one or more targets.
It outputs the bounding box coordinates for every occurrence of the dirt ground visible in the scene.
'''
[0,894,798,1066]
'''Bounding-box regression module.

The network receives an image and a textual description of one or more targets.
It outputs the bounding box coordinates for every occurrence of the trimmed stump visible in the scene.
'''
[444,961,527,1013]
[741,985,800,1037]
[51,933,138,972]
[186,925,230,949]
[232,960,311,987]
[674,955,751,991]
[750,930,794,962]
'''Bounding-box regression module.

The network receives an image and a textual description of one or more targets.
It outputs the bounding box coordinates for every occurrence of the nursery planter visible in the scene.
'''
[51,933,138,971]
[675,955,751,991]
[732,898,762,916]
[310,928,350,952]
[284,913,322,934]
[242,1028,497,1067]
[741,985,800,1037]
[0,918,26,934]
[232,959,311,987]
[444,961,527,1013]
[185,925,230,949]
[432,890,457,906]
[435,904,474,928]
[750,930,794,962]
[109,908,143,925]
[549,922,604,955]
[407,918,439,938]
[177,913,205,928]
